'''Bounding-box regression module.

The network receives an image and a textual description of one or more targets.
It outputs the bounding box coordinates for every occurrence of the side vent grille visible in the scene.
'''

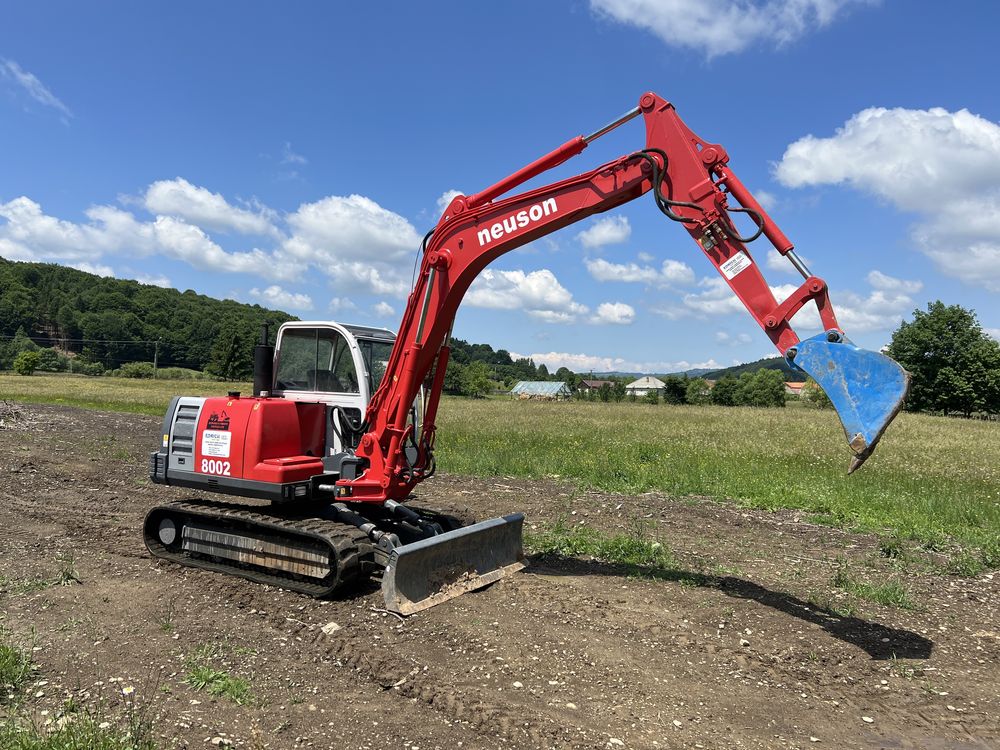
[170,404,200,456]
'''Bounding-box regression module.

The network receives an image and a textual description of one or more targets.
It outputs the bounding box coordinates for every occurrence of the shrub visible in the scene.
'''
[117,362,156,379]
[74,360,106,376]
[12,351,40,376]
[801,377,833,409]
[35,347,69,372]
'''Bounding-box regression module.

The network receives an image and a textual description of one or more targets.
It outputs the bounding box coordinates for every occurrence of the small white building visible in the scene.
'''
[625,376,666,397]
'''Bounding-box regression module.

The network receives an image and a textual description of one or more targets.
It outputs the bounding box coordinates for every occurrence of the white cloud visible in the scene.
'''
[144,178,279,237]
[466,268,588,323]
[592,302,635,325]
[585,256,695,286]
[755,190,778,211]
[767,248,819,276]
[282,194,420,296]
[0,186,427,292]
[660,272,916,334]
[281,142,307,165]
[775,105,1000,291]
[436,189,464,214]
[590,0,871,58]
[152,216,286,277]
[985,327,1000,342]
[866,270,923,295]
[831,288,914,333]
[329,297,359,314]
[0,59,72,118]
[372,301,395,317]
[131,272,172,288]
[715,331,753,345]
[576,216,631,248]
[512,350,722,374]
[249,285,313,311]
[71,262,115,277]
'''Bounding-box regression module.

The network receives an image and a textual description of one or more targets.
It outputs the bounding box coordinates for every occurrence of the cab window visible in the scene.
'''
[275,328,359,393]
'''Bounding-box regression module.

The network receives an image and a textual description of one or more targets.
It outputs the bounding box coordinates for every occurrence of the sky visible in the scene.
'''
[2,1,999,374]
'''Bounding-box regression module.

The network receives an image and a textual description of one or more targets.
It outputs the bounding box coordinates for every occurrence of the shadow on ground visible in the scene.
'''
[528,554,934,660]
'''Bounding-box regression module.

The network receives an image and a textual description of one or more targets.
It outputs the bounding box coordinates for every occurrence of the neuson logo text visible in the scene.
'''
[477,198,558,246]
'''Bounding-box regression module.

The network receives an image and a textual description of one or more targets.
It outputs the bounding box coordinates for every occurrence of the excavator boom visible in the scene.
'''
[341,92,910,507]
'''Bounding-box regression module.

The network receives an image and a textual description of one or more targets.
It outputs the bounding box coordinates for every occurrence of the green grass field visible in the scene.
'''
[2,373,997,567]
[435,399,999,567]
[0,373,252,416]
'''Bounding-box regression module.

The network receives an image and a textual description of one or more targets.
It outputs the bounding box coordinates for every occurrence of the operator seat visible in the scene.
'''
[308,369,344,392]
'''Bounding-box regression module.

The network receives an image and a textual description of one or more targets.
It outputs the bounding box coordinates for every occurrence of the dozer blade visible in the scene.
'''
[382,513,526,615]
[789,332,910,473]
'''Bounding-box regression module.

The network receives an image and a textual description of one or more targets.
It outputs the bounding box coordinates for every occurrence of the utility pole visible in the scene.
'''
[153,339,160,379]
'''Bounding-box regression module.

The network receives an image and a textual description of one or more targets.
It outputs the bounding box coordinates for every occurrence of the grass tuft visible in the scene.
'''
[832,566,916,610]
[183,646,252,705]
[0,632,33,702]
[0,710,157,750]
[526,518,677,571]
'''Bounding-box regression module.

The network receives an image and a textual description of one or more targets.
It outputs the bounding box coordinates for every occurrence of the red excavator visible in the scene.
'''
[145,92,910,614]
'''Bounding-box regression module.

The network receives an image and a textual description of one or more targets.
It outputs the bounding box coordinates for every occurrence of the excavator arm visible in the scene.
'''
[339,92,910,503]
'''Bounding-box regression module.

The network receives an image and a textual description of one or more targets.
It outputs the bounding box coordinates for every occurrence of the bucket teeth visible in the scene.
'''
[789,332,910,472]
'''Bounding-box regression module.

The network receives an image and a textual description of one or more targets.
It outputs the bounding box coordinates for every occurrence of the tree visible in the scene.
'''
[0,326,38,369]
[735,369,786,408]
[537,363,549,379]
[13,350,40,375]
[443,360,466,394]
[612,380,627,402]
[685,377,711,405]
[460,361,492,398]
[644,389,660,405]
[597,382,612,403]
[206,324,250,381]
[661,375,687,405]
[35,348,68,372]
[801,377,832,409]
[710,375,740,406]
[555,367,578,390]
[887,301,1000,416]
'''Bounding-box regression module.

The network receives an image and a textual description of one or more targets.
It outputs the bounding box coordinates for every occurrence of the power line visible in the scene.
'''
[0,334,162,345]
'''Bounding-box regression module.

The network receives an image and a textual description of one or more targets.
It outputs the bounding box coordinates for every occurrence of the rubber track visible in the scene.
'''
[144,499,371,597]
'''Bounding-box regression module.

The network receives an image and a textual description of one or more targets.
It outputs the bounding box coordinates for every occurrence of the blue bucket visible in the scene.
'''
[788,332,910,473]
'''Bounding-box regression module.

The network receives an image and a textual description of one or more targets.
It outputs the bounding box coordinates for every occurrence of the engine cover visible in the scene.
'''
[150,395,328,502]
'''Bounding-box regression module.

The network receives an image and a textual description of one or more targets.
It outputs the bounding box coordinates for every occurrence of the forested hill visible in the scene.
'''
[0,258,294,375]
[704,356,805,382]
[0,258,551,381]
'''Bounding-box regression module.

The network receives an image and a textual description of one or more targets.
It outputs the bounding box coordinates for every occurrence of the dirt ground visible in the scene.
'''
[0,403,997,750]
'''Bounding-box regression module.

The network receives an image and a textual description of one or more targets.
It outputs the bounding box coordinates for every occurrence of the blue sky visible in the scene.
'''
[2,1,999,373]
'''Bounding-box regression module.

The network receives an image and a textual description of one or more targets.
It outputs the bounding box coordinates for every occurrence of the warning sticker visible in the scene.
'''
[720,251,753,280]
[201,430,232,458]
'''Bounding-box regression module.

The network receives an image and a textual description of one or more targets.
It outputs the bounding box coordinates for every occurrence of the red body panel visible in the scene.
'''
[194,397,326,484]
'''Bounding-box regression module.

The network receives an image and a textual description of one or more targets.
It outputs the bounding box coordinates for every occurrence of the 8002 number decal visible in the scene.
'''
[200,458,231,476]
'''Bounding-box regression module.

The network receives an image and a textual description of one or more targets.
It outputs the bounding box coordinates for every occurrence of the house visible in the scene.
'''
[784,381,805,397]
[578,378,613,393]
[625,376,666,397]
[510,381,572,400]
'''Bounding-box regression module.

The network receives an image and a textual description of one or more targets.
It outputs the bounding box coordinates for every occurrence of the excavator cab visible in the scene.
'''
[269,322,398,455]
